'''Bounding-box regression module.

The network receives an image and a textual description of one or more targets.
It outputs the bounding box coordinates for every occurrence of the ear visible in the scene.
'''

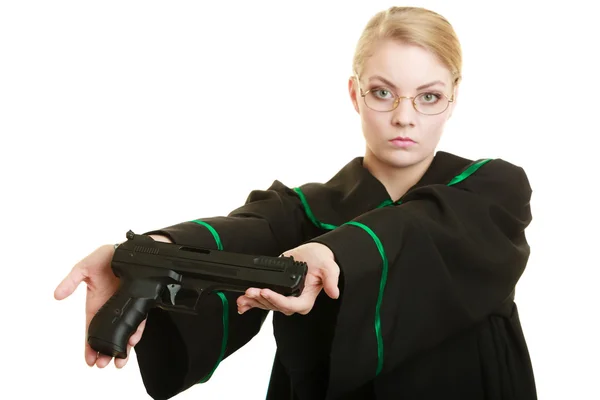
[348,76,360,114]
[447,84,459,120]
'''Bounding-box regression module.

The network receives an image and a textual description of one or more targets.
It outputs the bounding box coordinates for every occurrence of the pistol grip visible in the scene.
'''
[87,285,155,359]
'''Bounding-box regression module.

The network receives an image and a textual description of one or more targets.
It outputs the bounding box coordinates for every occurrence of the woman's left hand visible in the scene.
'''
[236,242,340,316]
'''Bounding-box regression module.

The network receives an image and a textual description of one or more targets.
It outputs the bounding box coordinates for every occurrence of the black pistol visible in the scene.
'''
[87,230,307,359]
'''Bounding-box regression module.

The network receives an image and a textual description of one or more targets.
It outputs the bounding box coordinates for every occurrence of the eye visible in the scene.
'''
[372,88,394,99]
[418,92,442,103]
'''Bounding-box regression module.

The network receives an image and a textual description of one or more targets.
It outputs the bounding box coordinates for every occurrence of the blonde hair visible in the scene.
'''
[353,6,462,86]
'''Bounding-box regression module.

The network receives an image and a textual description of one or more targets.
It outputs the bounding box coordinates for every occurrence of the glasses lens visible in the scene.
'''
[365,90,450,114]
[414,93,449,115]
[364,89,397,112]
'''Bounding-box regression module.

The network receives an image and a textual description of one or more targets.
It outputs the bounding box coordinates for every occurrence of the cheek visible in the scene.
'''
[419,116,447,140]
[360,108,386,135]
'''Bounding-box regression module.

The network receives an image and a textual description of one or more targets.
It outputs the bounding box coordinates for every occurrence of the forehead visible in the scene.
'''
[361,39,452,89]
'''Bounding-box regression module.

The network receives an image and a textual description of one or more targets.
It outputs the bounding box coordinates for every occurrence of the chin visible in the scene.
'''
[378,148,431,169]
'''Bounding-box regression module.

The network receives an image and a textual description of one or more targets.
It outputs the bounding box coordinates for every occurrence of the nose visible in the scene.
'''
[391,97,416,127]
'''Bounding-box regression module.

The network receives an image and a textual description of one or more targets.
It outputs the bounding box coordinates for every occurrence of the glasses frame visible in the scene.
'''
[356,78,455,116]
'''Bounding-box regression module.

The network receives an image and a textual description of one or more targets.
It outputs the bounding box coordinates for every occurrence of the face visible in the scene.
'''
[349,39,458,170]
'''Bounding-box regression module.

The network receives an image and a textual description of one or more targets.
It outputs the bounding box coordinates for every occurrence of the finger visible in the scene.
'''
[238,288,272,310]
[85,306,99,367]
[260,287,318,315]
[259,290,292,315]
[54,265,87,300]
[128,319,146,347]
[238,295,271,311]
[237,291,259,308]
[119,317,147,367]
[95,353,113,369]
[321,259,341,299]
[85,344,98,367]
[237,296,271,314]
[246,288,277,310]
[115,347,129,369]
[238,300,269,314]
[115,318,147,369]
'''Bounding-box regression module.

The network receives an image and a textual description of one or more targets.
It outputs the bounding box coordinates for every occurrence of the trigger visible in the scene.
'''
[167,284,182,305]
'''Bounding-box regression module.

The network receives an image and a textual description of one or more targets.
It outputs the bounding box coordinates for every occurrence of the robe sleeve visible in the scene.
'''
[133,180,309,400]
[309,159,533,399]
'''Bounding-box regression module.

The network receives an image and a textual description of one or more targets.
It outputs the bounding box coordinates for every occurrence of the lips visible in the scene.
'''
[391,137,415,143]
[389,136,416,148]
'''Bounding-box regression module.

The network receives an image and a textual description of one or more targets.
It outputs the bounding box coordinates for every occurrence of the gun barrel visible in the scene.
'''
[114,231,308,297]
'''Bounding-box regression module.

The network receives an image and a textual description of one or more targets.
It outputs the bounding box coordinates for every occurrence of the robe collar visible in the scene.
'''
[298,150,474,227]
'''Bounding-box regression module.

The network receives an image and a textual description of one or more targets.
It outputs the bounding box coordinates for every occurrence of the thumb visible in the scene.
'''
[321,259,340,300]
[54,266,86,301]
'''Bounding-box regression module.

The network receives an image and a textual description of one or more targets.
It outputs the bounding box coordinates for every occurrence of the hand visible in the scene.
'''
[53,235,170,368]
[236,242,340,316]
[54,244,142,368]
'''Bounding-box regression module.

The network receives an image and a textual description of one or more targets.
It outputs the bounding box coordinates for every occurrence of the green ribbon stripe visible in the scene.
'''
[292,158,492,376]
[191,219,227,383]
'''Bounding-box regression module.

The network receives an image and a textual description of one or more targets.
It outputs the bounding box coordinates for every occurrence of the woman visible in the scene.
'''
[54,6,537,400]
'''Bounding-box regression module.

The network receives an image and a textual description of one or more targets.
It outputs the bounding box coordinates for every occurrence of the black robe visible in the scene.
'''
[134,150,537,400]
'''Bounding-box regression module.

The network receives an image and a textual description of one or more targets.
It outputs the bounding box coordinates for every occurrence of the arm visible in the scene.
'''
[134,180,310,400]
[310,159,533,398]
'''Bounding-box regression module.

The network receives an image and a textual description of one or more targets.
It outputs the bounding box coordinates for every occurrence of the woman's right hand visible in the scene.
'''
[54,244,144,368]
[53,235,170,368]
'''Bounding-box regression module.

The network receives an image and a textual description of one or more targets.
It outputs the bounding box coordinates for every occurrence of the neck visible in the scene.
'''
[363,150,435,202]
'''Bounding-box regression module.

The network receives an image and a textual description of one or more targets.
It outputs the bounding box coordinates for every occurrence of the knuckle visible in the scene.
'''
[73,260,85,271]
[278,306,290,315]
[299,308,310,315]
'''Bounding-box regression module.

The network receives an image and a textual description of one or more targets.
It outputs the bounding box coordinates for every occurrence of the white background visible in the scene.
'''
[1,1,599,399]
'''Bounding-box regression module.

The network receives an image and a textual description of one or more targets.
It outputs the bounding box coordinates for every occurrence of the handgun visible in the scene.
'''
[87,230,307,359]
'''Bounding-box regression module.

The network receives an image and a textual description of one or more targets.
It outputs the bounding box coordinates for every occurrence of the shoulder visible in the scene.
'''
[407,151,532,205]
[404,154,532,220]
[453,157,533,222]
[472,158,532,199]
[439,151,530,191]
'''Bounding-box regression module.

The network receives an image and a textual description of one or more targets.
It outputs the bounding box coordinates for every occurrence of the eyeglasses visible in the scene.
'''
[358,85,454,116]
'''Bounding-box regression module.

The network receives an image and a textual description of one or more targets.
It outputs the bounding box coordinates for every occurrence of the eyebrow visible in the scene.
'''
[368,75,446,91]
